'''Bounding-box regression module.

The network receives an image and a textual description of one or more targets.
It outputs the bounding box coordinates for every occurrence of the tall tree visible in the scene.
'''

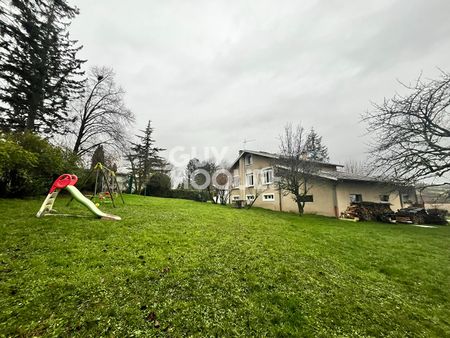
[127,121,166,194]
[71,66,134,156]
[184,158,232,204]
[0,0,84,134]
[363,71,450,185]
[304,128,329,162]
[275,123,326,215]
[198,159,218,203]
[90,145,105,169]
[185,158,201,188]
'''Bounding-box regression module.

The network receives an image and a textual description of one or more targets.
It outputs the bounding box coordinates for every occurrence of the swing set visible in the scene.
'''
[67,162,125,208]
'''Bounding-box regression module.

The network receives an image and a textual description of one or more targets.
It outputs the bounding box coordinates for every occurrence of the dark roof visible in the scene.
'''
[318,170,382,183]
[230,149,343,169]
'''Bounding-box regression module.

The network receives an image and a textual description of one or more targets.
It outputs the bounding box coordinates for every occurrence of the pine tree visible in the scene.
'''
[304,128,329,162]
[0,0,84,134]
[129,121,166,193]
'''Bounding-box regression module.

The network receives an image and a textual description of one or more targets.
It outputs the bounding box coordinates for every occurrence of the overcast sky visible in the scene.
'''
[71,0,450,166]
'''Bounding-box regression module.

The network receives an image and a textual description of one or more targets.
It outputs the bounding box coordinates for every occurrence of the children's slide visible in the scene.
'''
[36,174,121,221]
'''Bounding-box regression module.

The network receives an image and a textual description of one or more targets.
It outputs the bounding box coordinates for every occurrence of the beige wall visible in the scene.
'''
[276,178,336,216]
[335,181,402,215]
[230,153,276,204]
[424,203,450,212]
[229,152,404,217]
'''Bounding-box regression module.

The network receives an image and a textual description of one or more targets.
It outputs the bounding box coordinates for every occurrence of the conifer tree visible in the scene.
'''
[128,121,166,193]
[0,0,84,134]
[304,128,329,162]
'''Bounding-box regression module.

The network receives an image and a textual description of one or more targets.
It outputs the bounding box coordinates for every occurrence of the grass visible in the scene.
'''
[1,194,449,337]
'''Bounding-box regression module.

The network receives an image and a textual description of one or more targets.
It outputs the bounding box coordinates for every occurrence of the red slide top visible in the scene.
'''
[49,174,78,193]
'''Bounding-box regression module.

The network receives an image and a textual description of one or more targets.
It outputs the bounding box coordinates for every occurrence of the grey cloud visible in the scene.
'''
[71,0,450,166]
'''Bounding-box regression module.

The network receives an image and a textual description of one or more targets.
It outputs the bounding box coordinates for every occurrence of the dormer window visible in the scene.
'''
[245,154,253,165]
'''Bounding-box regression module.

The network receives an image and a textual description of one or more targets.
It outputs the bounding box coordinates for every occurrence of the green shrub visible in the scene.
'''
[0,132,80,197]
[145,173,172,197]
[170,189,209,202]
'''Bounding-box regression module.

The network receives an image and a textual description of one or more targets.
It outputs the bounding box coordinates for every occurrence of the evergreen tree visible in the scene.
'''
[129,121,166,193]
[304,128,329,162]
[0,0,84,134]
[90,145,105,169]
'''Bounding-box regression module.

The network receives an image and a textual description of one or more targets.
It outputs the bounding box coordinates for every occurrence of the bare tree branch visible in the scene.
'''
[363,71,450,185]
[274,123,328,215]
[71,66,134,157]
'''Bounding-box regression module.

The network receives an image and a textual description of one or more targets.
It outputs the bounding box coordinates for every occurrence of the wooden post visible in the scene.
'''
[101,169,116,208]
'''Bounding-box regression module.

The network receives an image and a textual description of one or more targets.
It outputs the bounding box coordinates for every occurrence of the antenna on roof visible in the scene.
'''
[243,139,255,150]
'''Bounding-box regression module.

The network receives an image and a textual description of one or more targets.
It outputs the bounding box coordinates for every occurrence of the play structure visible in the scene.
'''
[36,174,121,221]
[67,162,124,208]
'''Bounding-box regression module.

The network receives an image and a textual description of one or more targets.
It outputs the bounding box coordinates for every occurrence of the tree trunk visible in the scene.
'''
[296,197,304,216]
[73,121,85,154]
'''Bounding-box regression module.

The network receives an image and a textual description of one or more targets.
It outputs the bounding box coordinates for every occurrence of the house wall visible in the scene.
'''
[229,152,404,217]
[424,203,450,212]
[229,153,276,202]
[334,181,402,215]
[276,178,337,216]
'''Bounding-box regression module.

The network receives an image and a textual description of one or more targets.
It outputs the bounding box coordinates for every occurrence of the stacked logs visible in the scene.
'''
[341,202,395,222]
[396,207,448,225]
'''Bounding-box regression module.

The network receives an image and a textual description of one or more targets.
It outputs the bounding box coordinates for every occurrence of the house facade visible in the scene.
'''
[229,150,416,217]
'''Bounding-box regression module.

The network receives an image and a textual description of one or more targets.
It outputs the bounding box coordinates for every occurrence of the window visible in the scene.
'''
[349,194,362,203]
[401,193,411,203]
[245,154,253,165]
[380,194,389,202]
[262,168,273,184]
[232,195,240,201]
[246,194,255,201]
[297,195,314,202]
[246,173,254,187]
[233,176,240,188]
[263,193,275,202]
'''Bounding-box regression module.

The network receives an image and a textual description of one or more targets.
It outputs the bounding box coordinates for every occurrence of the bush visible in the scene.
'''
[0,132,80,197]
[145,173,172,197]
[170,189,209,202]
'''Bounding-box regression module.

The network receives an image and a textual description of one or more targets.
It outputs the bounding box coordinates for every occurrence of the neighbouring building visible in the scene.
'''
[417,184,450,212]
[229,150,416,217]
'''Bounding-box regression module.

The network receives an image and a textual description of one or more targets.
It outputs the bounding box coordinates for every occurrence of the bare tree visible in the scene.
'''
[363,71,450,185]
[71,66,134,157]
[343,159,370,176]
[275,123,327,215]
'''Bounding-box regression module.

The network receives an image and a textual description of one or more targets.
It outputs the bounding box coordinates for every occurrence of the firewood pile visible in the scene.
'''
[396,207,448,225]
[341,202,395,222]
[427,209,448,225]
[341,203,448,225]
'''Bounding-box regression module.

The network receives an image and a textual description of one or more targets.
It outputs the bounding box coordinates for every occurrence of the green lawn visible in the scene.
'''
[1,195,449,337]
